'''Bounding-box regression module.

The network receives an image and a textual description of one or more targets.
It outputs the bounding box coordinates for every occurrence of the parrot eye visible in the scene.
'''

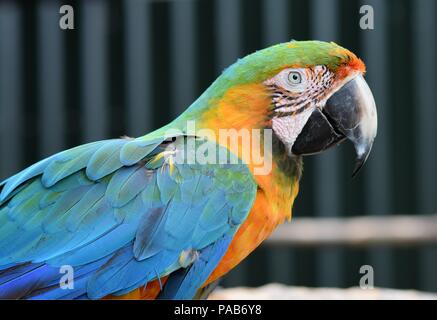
[268,68,308,93]
[288,71,302,85]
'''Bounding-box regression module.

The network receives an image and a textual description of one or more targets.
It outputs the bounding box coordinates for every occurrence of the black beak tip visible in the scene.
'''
[351,146,372,178]
[351,159,365,178]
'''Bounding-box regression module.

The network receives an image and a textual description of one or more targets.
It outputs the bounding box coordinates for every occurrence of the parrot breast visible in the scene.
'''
[192,83,302,288]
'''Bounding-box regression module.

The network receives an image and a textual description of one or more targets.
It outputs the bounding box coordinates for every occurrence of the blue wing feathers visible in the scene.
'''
[42,141,108,187]
[0,157,54,202]
[0,136,257,299]
[86,140,127,181]
[133,205,169,260]
[119,137,165,166]
[106,166,150,208]
[158,235,233,299]
[47,223,136,266]
[86,245,180,299]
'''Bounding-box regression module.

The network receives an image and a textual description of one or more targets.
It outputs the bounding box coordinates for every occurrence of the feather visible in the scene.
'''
[106,166,151,208]
[86,140,127,181]
[41,141,107,187]
[119,138,164,166]
[158,235,232,299]
[133,206,169,260]
[87,245,178,299]
[0,135,257,299]
[47,223,136,266]
[0,155,54,202]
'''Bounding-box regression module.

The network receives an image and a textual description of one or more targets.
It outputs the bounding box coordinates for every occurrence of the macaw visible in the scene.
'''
[0,40,377,299]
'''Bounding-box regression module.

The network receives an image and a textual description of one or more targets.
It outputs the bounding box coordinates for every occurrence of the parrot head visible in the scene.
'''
[179,40,377,176]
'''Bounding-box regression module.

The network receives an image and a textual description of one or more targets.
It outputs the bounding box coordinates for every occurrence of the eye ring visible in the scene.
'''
[288,71,302,85]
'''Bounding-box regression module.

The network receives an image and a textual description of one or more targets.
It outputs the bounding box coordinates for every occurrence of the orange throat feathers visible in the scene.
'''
[198,83,301,285]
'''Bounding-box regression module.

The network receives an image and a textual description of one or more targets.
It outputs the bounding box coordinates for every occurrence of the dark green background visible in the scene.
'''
[0,0,436,292]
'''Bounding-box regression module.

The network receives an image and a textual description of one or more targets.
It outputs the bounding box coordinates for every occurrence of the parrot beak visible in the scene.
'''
[292,74,377,176]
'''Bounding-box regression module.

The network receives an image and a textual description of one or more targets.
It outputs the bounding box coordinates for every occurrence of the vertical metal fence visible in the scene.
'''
[0,0,436,292]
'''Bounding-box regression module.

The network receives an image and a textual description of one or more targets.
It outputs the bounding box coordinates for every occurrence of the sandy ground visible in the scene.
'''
[209,283,437,300]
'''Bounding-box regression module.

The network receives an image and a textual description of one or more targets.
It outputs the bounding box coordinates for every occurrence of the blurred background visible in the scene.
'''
[1,0,437,294]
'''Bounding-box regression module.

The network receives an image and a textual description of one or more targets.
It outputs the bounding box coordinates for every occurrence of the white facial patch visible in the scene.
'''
[272,106,315,155]
[265,65,336,156]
